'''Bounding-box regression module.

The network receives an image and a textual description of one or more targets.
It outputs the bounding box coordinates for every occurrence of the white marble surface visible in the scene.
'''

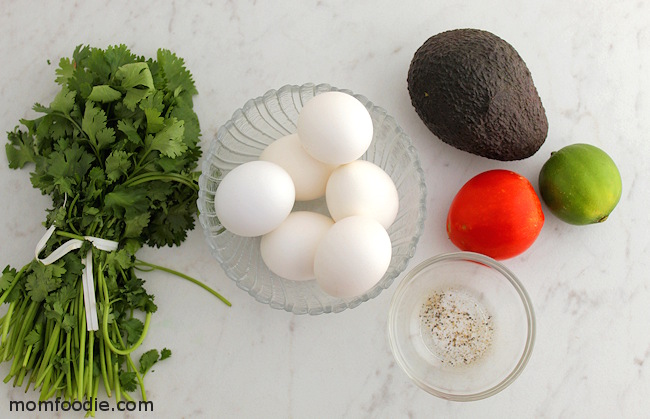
[1,0,649,418]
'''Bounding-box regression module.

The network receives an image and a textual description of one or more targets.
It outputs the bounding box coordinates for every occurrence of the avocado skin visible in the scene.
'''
[407,28,548,161]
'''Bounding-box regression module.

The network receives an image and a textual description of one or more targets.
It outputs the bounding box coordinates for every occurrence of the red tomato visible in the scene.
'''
[446,169,544,260]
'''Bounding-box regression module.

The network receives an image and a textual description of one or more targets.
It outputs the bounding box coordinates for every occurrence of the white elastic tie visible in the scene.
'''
[35,226,119,331]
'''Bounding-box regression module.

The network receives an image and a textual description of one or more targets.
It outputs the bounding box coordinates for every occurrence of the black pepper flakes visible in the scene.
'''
[419,287,494,366]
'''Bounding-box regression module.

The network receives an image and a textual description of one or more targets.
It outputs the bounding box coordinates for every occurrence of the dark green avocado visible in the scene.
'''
[407,28,548,161]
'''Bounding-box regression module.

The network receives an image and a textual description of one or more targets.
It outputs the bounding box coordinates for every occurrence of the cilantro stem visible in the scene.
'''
[104,335,114,388]
[35,357,54,389]
[135,259,231,307]
[111,317,147,401]
[102,311,152,356]
[9,301,38,377]
[122,387,135,403]
[120,342,146,402]
[45,370,65,400]
[39,369,51,400]
[35,323,61,386]
[65,193,83,236]
[77,287,86,401]
[22,344,33,368]
[113,362,121,404]
[56,230,85,241]
[16,366,28,388]
[1,301,16,346]
[99,333,111,398]
[123,172,199,191]
[92,375,100,416]
[100,218,117,238]
[3,299,28,362]
[99,270,153,355]
[65,331,73,398]
[87,330,95,397]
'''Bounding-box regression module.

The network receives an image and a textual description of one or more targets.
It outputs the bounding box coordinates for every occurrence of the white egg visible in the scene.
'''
[314,216,392,299]
[326,160,399,229]
[214,160,295,237]
[297,91,373,165]
[260,211,334,281]
[260,133,338,201]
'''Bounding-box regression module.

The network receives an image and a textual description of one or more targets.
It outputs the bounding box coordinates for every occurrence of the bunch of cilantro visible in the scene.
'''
[0,45,229,413]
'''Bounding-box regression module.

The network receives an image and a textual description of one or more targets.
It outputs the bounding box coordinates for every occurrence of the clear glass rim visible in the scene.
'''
[387,251,536,401]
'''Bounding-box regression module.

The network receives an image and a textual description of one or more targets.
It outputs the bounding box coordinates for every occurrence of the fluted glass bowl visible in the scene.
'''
[198,83,426,314]
[388,252,536,400]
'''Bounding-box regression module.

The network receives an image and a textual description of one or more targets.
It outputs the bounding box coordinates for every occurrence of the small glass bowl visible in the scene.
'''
[387,252,535,401]
[198,83,426,315]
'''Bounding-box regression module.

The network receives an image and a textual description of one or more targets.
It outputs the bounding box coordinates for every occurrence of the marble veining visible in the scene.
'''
[1,1,649,418]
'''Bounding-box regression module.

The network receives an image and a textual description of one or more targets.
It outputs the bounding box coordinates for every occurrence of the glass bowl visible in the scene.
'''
[387,252,535,400]
[198,83,426,315]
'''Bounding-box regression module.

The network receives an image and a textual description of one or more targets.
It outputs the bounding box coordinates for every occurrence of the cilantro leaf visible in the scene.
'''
[44,300,66,323]
[104,185,150,218]
[123,88,152,112]
[139,90,165,113]
[55,57,75,85]
[143,107,165,134]
[72,45,92,68]
[116,62,154,90]
[63,142,95,176]
[84,167,107,200]
[124,212,151,238]
[82,101,115,151]
[68,66,94,100]
[96,127,117,151]
[170,98,201,150]
[145,200,195,247]
[25,262,66,303]
[156,49,197,98]
[24,329,41,347]
[5,129,36,169]
[61,253,84,282]
[121,317,143,345]
[61,314,76,332]
[119,371,138,392]
[116,62,154,111]
[34,113,74,141]
[138,349,160,375]
[86,48,112,83]
[120,275,157,313]
[122,239,143,257]
[31,141,95,195]
[1,267,22,306]
[0,266,17,292]
[105,150,132,183]
[103,44,138,75]
[50,86,76,114]
[82,101,107,144]
[147,117,187,158]
[88,85,122,103]
[46,284,78,310]
[105,249,134,280]
[116,119,143,144]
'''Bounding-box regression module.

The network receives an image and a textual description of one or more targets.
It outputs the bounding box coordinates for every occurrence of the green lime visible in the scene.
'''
[538,143,622,225]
